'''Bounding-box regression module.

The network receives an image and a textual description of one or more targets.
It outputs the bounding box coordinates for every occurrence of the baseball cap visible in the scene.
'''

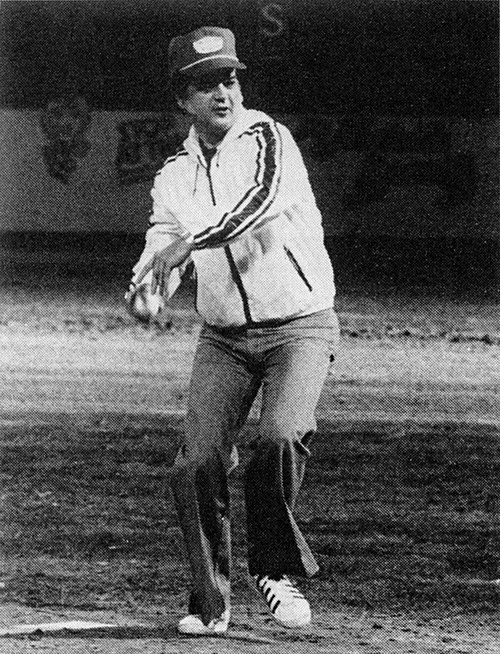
[168,26,246,79]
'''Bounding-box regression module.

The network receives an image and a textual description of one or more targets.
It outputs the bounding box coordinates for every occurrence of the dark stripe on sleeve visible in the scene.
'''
[165,149,189,164]
[193,121,282,249]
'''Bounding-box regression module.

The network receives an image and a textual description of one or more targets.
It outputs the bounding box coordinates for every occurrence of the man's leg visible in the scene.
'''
[245,312,336,579]
[170,326,260,628]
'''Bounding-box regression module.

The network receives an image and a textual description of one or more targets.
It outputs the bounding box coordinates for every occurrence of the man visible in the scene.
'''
[127,26,339,636]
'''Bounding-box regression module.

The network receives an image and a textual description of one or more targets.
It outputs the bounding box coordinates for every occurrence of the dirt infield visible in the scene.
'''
[0,266,499,652]
[1,604,499,653]
[0,410,498,652]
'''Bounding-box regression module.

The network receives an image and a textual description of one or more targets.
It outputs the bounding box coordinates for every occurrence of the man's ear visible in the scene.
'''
[177,96,193,116]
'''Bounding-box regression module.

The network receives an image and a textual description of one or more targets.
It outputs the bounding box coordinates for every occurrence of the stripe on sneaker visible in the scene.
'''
[254,574,310,628]
[270,598,281,613]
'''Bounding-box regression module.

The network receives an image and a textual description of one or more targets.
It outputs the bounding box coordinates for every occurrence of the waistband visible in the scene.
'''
[205,307,336,336]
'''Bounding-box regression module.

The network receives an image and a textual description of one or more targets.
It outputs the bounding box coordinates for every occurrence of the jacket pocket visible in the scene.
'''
[284,246,313,292]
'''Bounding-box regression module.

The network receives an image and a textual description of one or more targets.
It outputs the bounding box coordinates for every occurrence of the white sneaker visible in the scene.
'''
[177,608,230,636]
[254,575,311,628]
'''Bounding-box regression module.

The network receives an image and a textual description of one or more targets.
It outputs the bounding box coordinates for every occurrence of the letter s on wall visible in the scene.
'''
[260,3,284,38]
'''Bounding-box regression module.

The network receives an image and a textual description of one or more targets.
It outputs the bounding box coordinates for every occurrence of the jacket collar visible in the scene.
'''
[183,108,268,164]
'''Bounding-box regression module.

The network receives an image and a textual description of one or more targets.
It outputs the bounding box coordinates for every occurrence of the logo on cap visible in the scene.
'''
[193,36,224,54]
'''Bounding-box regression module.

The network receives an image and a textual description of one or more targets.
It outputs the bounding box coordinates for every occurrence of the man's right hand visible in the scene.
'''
[135,237,193,299]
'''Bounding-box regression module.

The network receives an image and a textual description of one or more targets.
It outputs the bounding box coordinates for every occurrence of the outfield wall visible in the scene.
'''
[0,109,498,238]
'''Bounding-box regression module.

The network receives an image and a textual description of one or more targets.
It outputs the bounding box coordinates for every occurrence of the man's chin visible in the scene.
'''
[205,116,235,138]
[211,114,233,128]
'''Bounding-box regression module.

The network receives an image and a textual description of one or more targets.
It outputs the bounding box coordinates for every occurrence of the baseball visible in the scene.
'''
[127,284,164,322]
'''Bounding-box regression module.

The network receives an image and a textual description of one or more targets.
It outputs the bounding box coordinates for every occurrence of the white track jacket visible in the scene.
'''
[132,108,335,328]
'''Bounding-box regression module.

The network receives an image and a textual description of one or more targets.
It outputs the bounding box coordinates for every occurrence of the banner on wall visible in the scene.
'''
[39,95,92,184]
[293,114,478,210]
[7,107,490,234]
[115,115,184,186]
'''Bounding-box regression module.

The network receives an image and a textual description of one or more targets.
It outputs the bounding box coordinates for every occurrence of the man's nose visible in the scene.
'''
[213,83,229,100]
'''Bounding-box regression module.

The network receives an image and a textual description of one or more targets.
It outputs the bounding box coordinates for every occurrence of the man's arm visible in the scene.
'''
[128,180,193,303]
[191,120,285,250]
[134,235,194,298]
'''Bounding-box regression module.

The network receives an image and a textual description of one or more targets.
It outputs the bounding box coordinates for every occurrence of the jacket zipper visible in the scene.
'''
[205,159,253,324]
[205,157,217,206]
[284,246,313,292]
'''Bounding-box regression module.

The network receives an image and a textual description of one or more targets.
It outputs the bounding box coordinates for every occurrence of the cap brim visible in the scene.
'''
[177,58,246,78]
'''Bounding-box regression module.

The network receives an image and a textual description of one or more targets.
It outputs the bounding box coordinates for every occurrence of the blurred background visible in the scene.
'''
[0,0,498,297]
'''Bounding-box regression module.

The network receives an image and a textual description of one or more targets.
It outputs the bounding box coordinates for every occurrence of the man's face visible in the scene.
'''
[179,69,243,143]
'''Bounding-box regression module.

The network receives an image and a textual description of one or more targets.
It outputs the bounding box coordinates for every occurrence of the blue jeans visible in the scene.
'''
[170,308,339,625]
